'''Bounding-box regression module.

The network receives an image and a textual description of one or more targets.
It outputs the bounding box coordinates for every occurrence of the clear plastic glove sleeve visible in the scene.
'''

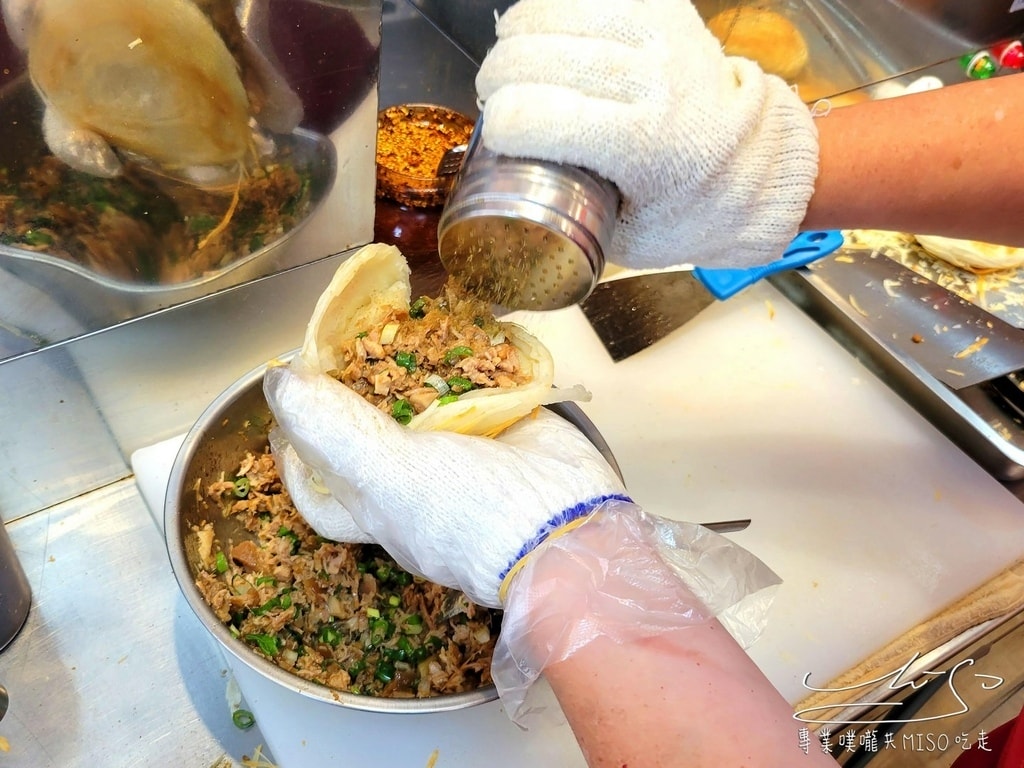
[493,498,781,726]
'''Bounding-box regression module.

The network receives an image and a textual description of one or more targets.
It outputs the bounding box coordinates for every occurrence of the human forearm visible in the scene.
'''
[803,75,1024,246]
[502,510,835,768]
[546,623,834,768]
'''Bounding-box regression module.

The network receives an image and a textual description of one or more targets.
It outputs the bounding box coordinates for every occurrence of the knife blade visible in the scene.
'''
[794,247,1024,390]
[580,230,845,361]
[700,518,751,534]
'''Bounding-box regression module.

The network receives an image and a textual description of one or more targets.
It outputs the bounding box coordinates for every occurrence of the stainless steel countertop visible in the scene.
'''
[0,479,266,766]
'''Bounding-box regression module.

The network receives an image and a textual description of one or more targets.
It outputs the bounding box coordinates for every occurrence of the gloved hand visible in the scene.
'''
[475,0,820,270]
[268,427,375,544]
[265,360,781,724]
[263,363,630,608]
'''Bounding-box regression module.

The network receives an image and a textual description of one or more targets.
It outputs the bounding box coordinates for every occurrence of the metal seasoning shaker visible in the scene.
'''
[0,516,31,653]
[437,116,621,311]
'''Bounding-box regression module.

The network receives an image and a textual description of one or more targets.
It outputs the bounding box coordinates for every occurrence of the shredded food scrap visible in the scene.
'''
[193,448,499,699]
[954,336,990,359]
[331,280,530,424]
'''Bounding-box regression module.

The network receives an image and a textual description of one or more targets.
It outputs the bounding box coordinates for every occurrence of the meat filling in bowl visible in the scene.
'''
[331,280,530,424]
[193,448,499,698]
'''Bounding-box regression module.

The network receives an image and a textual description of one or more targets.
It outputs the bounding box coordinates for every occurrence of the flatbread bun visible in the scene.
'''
[297,243,579,437]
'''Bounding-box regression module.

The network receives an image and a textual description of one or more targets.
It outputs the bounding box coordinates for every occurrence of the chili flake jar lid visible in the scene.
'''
[375,104,475,208]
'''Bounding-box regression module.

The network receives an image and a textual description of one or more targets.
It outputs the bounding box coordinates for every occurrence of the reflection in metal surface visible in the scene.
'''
[0,0,380,362]
[0,0,478,526]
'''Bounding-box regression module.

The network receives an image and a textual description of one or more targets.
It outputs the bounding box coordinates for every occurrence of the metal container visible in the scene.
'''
[164,357,621,760]
[438,118,620,311]
[0,519,31,653]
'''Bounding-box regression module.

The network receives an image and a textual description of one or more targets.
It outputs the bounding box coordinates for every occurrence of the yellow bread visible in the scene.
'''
[707,7,809,81]
[915,234,1024,273]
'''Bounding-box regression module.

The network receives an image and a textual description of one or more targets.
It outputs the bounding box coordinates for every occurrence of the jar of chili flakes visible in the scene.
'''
[375,104,475,208]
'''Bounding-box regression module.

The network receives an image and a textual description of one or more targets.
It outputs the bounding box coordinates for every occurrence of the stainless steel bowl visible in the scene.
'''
[164,357,621,717]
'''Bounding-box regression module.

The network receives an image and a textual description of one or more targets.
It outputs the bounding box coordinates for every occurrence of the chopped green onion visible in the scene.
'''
[393,571,412,587]
[444,345,474,365]
[214,551,229,574]
[366,607,381,619]
[22,229,53,247]
[255,575,277,586]
[375,660,395,683]
[356,561,369,573]
[423,373,449,395]
[388,594,401,607]
[277,526,300,554]
[375,564,392,582]
[232,709,256,730]
[473,316,485,328]
[253,596,281,615]
[232,477,250,498]
[409,297,428,319]
[402,614,425,634]
[394,350,417,372]
[437,394,459,406]
[379,322,400,345]
[446,376,473,394]
[318,624,342,647]
[245,633,280,656]
[369,618,393,645]
[187,214,218,234]
[391,399,414,425]
[355,331,368,339]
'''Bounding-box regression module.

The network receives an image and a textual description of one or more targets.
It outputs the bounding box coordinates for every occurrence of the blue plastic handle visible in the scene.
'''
[692,230,846,301]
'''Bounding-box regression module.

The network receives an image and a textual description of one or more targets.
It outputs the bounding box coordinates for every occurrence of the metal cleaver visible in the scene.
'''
[580,230,846,361]
[794,247,1024,390]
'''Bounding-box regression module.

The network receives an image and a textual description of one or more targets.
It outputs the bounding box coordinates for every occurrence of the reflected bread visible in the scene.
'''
[707,7,809,81]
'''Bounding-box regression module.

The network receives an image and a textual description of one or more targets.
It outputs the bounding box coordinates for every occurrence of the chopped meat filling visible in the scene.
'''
[331,281,530,423]
[193,447,499,698]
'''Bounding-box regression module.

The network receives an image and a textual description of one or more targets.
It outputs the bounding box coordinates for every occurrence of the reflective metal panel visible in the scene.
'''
[0,0,381,361]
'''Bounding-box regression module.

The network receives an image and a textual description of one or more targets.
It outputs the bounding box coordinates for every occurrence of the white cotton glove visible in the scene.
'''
[268,427,375,544]
[475,0,820,269]
[263,364,629,608]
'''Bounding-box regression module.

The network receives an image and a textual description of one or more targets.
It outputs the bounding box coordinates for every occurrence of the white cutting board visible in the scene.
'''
[135,280,1024,709]
[503,281,1024,704]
